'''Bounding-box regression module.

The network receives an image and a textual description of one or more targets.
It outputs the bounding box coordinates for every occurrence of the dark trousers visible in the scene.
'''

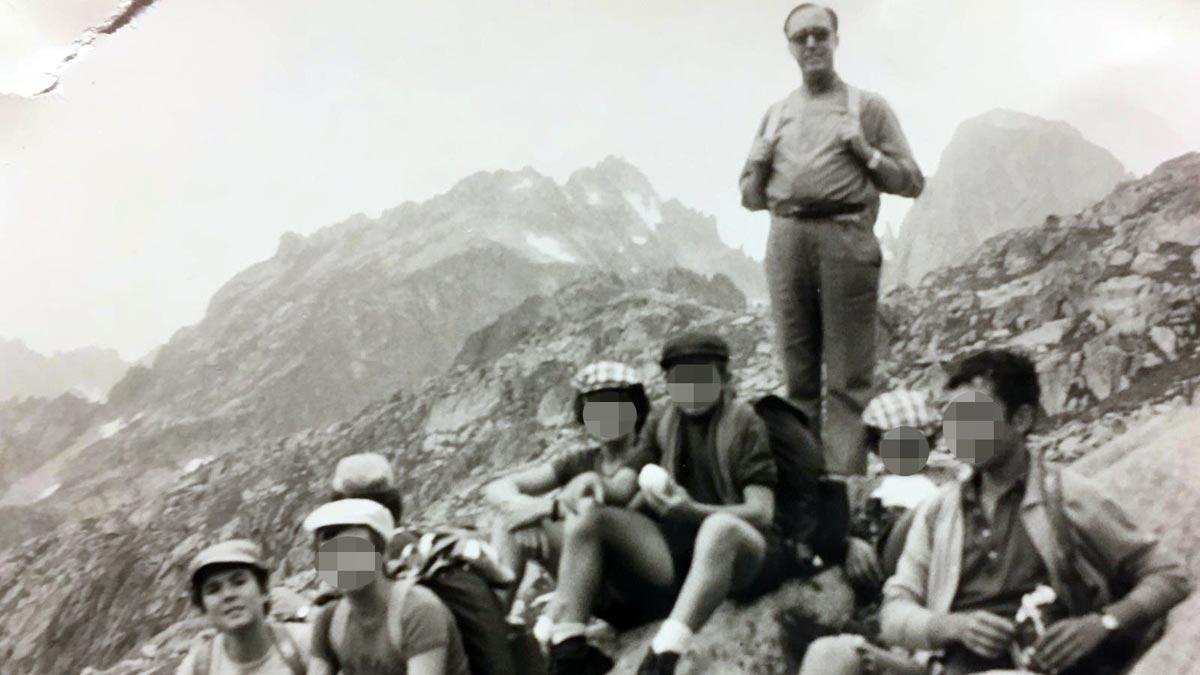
[764,214,882,476]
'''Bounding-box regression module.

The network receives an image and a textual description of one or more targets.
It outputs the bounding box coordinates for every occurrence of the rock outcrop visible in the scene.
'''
[886,109,1128,289]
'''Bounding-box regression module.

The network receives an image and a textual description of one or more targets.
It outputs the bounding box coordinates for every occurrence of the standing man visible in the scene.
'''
[741,3,925,476]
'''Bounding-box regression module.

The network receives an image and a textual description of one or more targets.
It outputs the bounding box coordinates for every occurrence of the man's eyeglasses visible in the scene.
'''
[788,27,832,46]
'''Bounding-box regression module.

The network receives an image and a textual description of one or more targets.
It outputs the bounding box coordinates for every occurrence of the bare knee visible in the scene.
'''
[799,635,865,675]
[694,512,758,563]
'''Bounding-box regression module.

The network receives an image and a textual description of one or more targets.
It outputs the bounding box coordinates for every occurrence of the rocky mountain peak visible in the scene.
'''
[885,110,1128,289]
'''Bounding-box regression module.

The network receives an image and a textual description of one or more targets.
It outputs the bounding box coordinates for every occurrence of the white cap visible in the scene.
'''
[302,498,395,542]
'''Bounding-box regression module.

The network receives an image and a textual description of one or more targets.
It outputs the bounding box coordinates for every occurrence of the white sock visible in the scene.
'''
[550,622,587,645]
[651,619,693,655]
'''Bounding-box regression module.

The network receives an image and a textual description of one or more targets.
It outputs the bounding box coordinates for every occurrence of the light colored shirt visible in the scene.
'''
[175,623,311,675]
[744,76,924,225]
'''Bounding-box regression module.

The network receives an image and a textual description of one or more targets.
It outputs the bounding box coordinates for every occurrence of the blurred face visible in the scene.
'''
[199,566,267,633]
[315,525,383,592]
[941,380,1024,472]
[665,361,724,417]
[581,389,639,442]
[785,6,838,76]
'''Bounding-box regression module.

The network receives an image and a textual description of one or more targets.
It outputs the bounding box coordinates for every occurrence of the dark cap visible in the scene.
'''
[660,332,731,369]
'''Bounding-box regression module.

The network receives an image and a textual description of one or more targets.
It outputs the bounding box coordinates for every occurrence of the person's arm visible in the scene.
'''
[856,95,924,198]
[739,102,788,211]
[401,587,461,675]
[1063,471,1192,628]
[407,647,448,675]
[880,496,942,650]
[484,464,560,512]
[644,483,775,531]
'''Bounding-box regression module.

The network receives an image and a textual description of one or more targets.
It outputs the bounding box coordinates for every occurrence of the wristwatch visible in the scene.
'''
[1099,613,1120,631]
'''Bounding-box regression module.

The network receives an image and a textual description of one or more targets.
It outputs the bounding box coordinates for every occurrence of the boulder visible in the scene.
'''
[606,571,856,674]
[1150,327,1179,361]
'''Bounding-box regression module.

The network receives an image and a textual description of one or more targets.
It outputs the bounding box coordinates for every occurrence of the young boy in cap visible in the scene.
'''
[177,539,311,675]
[304,499,470,675]
[547,331,789,675]
[485,360,651,609]
[329,453,517,675]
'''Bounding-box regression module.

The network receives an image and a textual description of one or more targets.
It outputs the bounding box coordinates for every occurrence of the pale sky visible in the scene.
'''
[2,0,1198,360]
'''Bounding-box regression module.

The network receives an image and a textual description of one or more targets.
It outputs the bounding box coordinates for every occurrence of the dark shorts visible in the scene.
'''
[731,529,794,602]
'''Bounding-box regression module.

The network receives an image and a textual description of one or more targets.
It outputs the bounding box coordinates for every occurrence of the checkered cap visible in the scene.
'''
[863,389,940,435]
[571,361,642,395]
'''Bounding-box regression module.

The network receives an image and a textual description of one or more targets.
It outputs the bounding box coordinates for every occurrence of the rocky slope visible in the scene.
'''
[3,153,1199,675]
[0,339,128,402]
[886,109,1128,288]
[0,157,763,536]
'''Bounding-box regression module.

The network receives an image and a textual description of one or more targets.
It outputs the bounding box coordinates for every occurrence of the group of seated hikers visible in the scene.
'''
[178,333,1191,675]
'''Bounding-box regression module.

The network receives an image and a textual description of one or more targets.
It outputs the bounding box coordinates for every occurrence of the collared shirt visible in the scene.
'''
[745,76,923,224]
[951,475,1049,618]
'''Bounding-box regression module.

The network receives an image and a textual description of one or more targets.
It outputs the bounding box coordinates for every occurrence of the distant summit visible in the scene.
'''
[0,157,763,529]
[885,109,1128,288]
[0,339,128,402]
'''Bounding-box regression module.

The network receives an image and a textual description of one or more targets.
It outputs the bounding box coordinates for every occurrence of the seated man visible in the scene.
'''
[485,361,650,609]
[305,498,471,675]
[546,331,791,675]
[177,539,311,675]
[800,348,1191,675]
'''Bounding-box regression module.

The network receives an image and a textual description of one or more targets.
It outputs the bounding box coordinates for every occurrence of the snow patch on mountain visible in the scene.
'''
[98,417,127,440]
[631,235,648,245]
[512,177,534,191]
[524,233,578,263]
[624,191,662,230]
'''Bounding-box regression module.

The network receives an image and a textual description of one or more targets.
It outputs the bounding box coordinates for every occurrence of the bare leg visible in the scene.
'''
[667,512,766,632]
[552,506,676,625]
[491,517,529,610]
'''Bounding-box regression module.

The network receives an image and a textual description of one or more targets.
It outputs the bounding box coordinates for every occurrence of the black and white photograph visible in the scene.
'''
[1,1,1198,673]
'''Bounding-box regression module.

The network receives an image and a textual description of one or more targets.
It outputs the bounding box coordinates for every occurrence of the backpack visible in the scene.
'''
[752,395,850,564]
[313,577,417,671]
[317,530,543,675]
[190,621,306,675]
[741,85,864,211]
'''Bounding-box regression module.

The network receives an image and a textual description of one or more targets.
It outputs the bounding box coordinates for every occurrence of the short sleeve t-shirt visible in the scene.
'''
[312,583,470,675]
[175,622,312,675]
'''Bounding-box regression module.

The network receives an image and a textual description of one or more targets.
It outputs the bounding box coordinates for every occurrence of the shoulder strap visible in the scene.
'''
[267,622,307,675]
[320,598,345,670]
[386,578,419,657]
[191,632,216,675]
[1043,466,1091,614]
[846,85,862,122]
[656,406,678,478]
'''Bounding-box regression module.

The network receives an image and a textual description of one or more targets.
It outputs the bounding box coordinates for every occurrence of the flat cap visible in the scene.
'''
[303,498,396,543]
[332,453,396,495]
[660,331,730,369]
[188,539,269,585]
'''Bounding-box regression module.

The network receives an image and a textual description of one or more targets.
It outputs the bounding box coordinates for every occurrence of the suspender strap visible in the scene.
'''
[267,622,307,675]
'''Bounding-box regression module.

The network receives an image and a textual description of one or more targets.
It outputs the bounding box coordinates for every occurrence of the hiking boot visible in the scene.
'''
[636,649,680,675]
[549,636,613,675]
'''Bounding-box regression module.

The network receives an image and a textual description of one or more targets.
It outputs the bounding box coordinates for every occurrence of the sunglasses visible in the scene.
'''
[788,27,832,46]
